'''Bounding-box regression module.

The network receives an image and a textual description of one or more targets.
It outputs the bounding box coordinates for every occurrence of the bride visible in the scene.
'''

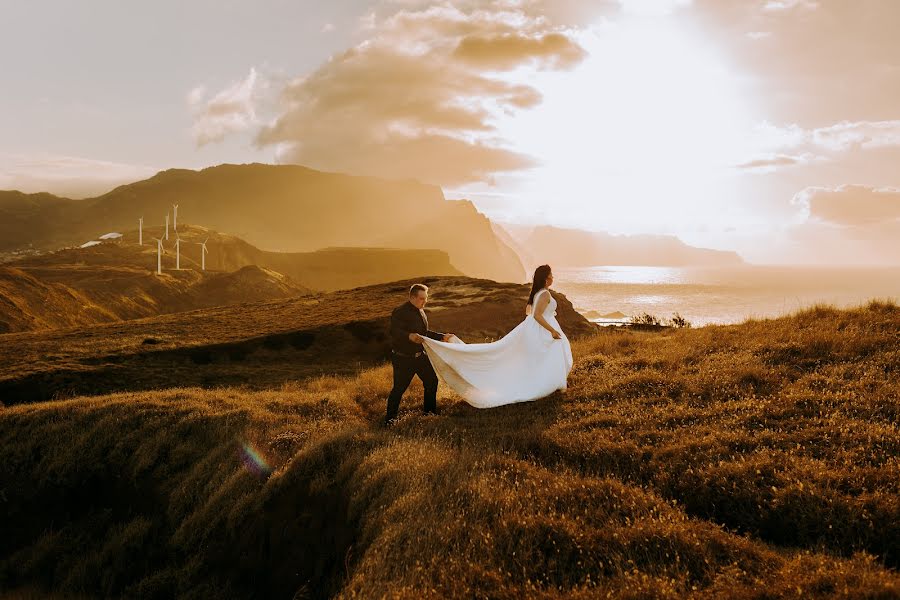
[421,265,574,408]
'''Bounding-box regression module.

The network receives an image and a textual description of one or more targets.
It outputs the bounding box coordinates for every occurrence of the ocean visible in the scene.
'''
[553,265,900,327]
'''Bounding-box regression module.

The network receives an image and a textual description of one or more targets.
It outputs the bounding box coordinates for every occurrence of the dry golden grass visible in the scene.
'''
[1,300,898,598]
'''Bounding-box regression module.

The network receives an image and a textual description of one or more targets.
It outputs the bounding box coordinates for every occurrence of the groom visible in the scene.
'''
[384,283,454,425]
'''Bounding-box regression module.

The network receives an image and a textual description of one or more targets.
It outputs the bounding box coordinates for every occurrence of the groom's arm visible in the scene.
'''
[424,329,445,341]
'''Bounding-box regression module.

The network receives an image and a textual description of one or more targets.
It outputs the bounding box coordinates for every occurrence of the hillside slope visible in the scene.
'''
[0,262,311,335]
[0,301,897,598]
[0,267,120,332]
[0,276,597,403]
[0,231,315,333]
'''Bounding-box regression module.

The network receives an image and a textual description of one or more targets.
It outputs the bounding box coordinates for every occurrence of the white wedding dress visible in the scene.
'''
[421,289,574,408]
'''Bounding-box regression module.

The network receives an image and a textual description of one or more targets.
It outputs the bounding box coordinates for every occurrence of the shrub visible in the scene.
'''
[629,312,661,326]
[668,312,691,328]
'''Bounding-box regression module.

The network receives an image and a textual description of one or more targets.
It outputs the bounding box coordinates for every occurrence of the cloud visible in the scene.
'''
[751,120,808,148]
[453,32,586,70]
[735,152,822,172]
[732,121,826,172]
[810,120,900,152]
[762,0,819,12]
[189,67,275,146]
[618,0,692,17]
[792,184,900,226]
[694,0,900,125]
[740,119,900,170]
[0,153,159,199]
[785,184,900,264]
[244,3,586,186]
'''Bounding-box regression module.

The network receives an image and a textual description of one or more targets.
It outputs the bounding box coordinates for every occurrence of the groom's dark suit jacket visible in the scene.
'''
[390,301,445,356]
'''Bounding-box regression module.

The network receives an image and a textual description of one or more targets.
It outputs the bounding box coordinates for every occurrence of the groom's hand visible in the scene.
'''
[409,333,424,344]
[442,333,454,342]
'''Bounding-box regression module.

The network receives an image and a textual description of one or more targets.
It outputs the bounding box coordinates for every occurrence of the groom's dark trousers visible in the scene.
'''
[385,301,444,424]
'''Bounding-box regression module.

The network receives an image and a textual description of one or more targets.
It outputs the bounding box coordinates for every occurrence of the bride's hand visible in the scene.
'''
[551,331,562,340]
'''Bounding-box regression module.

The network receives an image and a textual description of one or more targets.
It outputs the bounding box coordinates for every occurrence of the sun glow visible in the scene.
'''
[487,13,763,235]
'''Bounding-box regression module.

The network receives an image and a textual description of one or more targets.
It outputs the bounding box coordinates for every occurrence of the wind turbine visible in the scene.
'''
[153,238,164,275]
[165,212,170,240]
[173,203,179,231]
[138,216,143,246]
[200,238,209,271]
[175,236,182,270]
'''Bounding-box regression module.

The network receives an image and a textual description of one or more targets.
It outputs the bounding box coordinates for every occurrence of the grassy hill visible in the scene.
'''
[0,262,312,334]
[0,300,897,598]
[0,266,121,332]
[0,163,525,282]
[0,276,597,404]
[0,228,314,333]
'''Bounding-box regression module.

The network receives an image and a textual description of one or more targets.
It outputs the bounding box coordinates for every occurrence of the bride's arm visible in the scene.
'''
[533,293,561,338]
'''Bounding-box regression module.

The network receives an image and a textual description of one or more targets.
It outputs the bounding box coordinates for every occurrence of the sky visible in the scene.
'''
[1,0,898,264]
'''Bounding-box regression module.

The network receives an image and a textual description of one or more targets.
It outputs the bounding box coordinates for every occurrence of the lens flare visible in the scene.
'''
[239,440,272,476]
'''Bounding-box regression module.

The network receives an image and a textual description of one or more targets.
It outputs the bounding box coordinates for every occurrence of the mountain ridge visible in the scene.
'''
[0,162,525,282]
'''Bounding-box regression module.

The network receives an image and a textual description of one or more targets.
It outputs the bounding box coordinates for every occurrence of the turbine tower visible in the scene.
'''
[200,238,209,271]
[138,216,143,246]
[153,238,164,275]
[175,236,181,270]
[165,212,170,240]
[173,203,179,231]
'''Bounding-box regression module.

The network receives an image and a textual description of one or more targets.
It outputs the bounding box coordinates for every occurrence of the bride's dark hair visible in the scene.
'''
[527,264,552,306]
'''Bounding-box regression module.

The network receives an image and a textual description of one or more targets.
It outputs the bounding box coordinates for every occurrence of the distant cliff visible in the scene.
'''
[500,224,744,268]
[197,227,465,292]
